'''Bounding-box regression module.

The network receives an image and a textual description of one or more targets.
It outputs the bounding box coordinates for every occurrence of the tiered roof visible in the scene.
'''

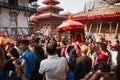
[42,0,60,5]
[35,0,65,19]
[37,5,63,12]
[38,0,63,12]
[35,12,66,19]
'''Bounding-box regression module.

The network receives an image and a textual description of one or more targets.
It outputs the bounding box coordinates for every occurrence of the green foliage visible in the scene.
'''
[104,0,120,5]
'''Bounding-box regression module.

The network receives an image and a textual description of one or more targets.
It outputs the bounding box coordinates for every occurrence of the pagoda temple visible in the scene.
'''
[29,0,67,36]
[0,0,37,39]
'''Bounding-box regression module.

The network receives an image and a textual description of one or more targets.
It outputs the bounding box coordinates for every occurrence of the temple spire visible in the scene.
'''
[37,0,63,14]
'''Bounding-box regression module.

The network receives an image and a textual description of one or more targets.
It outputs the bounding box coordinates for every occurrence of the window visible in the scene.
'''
[8,0,18,6]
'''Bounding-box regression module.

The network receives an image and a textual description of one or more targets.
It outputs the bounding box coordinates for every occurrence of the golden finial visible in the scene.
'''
[68,14,73,20]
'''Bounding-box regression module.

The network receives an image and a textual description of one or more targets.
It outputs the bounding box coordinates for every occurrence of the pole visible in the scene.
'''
[96,23,99,36]
[89,24,92,33]
[98,22,102,36]
[96,22,102,42]
[109,22,112,35]
[115,22,119,37]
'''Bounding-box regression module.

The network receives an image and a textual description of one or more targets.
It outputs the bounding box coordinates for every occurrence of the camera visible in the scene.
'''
[15,58,21,65]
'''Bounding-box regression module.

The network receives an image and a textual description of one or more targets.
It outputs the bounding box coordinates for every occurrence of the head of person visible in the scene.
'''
[75,56,92,79]
[80,45,88,53]
[18,39,29,51]
[29,42,44,54]
[60,41,66,47]
[46,42,56,55]
[114,40,119,46]
[69,48,78,63]
[98,43,107,51]
[7,46,19,58]
[30,34,35,40]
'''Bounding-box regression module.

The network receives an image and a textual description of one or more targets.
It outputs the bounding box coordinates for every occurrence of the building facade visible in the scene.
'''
[0,0,37,39]
[73,5,120,41]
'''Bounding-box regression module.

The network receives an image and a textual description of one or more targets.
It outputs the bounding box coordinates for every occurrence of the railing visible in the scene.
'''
[0,2,36,12]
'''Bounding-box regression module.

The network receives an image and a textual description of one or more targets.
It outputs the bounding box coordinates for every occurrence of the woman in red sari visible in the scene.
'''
[95,42,110,63]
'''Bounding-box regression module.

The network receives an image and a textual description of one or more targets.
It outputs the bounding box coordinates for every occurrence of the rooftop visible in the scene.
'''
[73,5,120,17]
[35,12,67,19]
[42,0,60,5]
[37,5,63,12]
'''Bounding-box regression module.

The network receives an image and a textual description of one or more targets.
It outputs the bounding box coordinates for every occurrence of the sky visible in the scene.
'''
[37,0,94,13]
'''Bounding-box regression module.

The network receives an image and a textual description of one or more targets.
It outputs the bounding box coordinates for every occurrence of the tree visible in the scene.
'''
[104,0,120,5]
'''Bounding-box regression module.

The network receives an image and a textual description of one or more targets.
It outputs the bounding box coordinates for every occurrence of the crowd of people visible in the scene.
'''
[0,33,120,80]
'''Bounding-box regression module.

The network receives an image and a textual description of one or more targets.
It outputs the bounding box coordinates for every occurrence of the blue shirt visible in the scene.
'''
[0,70,9,78]
[21,49,36,77]
[65,49,70,62]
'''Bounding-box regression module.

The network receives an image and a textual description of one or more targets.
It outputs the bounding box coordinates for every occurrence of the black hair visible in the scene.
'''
[8,47,19,58]
[97,42,108,51]
[61,41,67,45]
[69,48,78,70]
[74,56,92,79]
[46,42,56,55]
[18,39,29,45]
[67,45,74,52]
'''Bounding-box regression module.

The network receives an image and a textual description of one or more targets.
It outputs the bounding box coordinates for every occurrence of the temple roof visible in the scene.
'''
[42,0,60,5]
[73,5,120,17]
[73,5,120,20]
[37,5,63,12]
[30,18,38,22]
[29,15,38,22]
[35,12,67,19]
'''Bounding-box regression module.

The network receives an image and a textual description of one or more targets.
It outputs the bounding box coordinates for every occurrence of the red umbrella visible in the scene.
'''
[56,19,85,31]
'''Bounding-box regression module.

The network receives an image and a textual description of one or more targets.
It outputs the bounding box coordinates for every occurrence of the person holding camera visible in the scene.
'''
[4,46,20,76]
[0,45,27,80]
[18,39,36,79]
[12,59,27,80]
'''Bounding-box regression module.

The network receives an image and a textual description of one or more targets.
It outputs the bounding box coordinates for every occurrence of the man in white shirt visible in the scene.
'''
[39,42,69,80]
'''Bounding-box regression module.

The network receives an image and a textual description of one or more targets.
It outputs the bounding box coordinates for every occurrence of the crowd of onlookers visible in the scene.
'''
[0,33,120,80]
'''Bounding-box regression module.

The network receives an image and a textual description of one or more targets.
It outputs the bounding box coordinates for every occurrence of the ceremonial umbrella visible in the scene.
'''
[56,19,85,31]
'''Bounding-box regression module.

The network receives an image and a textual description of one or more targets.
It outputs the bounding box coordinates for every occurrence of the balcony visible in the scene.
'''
[0,2,36,12]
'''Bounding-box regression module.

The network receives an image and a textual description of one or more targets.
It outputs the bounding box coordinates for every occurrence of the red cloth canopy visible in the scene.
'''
[56,19,85,31]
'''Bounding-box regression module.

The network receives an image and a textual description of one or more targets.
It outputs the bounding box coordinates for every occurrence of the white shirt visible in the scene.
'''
[110,50,118,66]
[107,47,118,66]
[39,54,69,80]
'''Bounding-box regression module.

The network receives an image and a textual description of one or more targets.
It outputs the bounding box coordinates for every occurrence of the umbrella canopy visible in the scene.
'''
[56,19,85,31]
